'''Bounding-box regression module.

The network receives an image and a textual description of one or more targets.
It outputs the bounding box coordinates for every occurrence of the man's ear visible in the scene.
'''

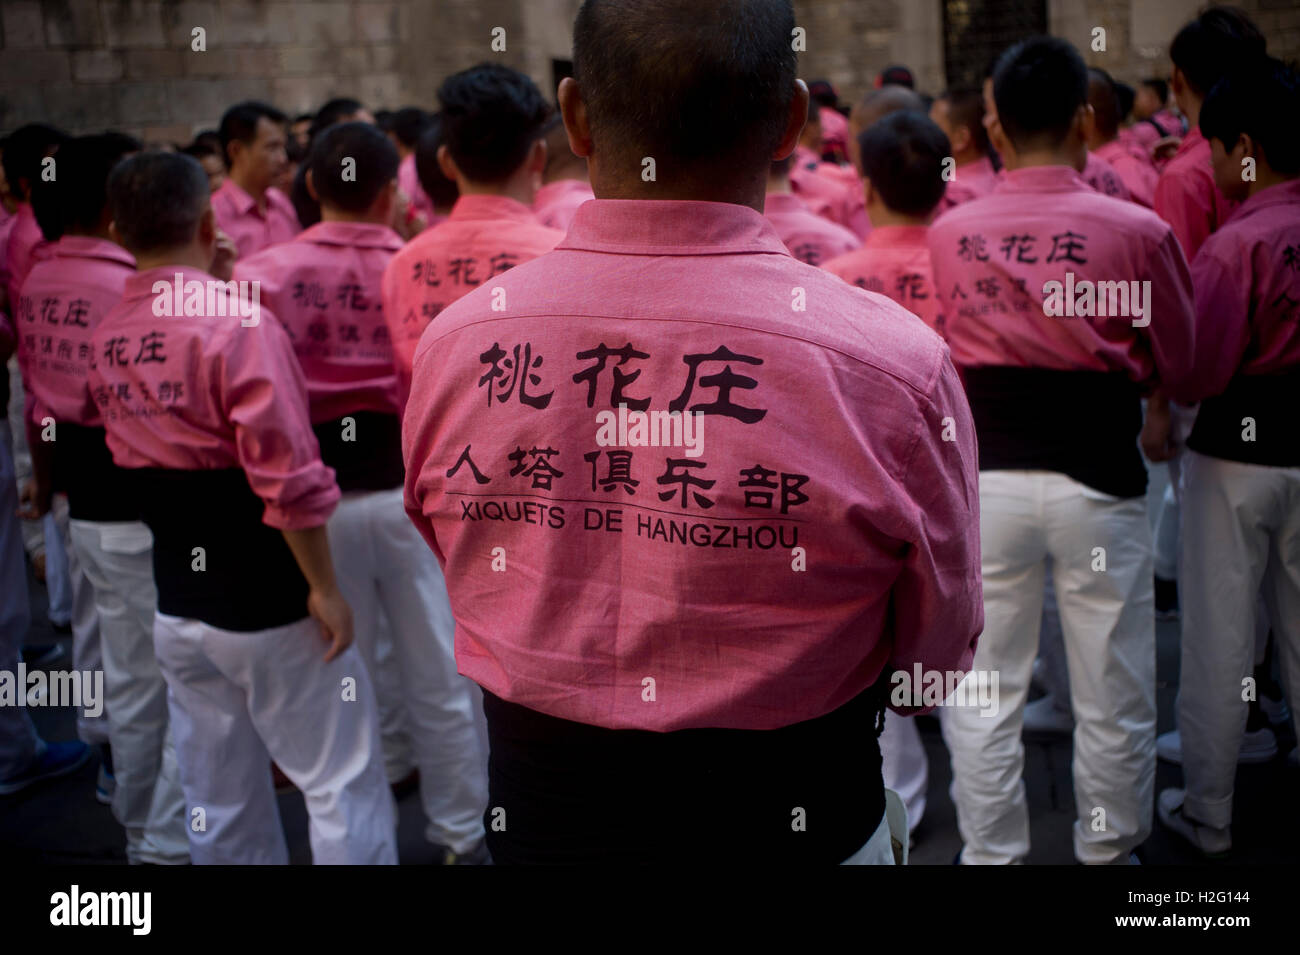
[558,77,593,159]
[773,79,811,161]
[304,167,319,202]
[1074,103,1093,141]
[861,175,876,207]
[226,139,242,170]
[437,144,460,183]
[108,220,123,248]
[528,137,547,176]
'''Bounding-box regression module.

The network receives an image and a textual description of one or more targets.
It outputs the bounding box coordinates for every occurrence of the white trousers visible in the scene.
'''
[153,611,397,865]
[328,489,488,853]
[0,419,38,780]
[942,471,1155,864]
[880,713,927,833]
[68,519,188,863]
[45,498,107,745]
[1178,451,1300,828]
[840,790,909,864]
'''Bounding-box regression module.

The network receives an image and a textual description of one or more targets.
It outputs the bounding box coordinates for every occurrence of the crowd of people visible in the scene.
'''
[0,0,1296,865]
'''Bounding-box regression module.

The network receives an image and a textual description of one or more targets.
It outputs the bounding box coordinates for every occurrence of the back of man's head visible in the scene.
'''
[1170,6,1265,98]
[936,88,989,154]
[108,152,210,257]
[1087,68,1121,139]
[32,132,140,241]
[389,107,430,151]
[858,111,950,218]
[1201,56,1300,176]
[308,122,399,214]
[2,123,69,201]
[437,63,550,184]
[308,97,369,142]
[993,36,1088,152]
[854,85,926,130]
[415,115,460,210]
[1113,81,1136,123]
[1141,78,1169,105]
[572,0,798,180]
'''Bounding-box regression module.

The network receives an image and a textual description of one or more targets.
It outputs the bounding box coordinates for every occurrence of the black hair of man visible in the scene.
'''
[218,101,287,169]
[1087,68,1121,138]
[1201,56,1300,176]
[938,88,989,154]
[181,140,220,161]
[2,123,69,201]
[414,114,460,209]
[1113,82,1136,122]
[992,36,1088,151]
[573,0,798,179]
[31,132,140,242]
[108,152,210,255]
[1169,6,1265,98]
[374,110,395,133]
[308,97,367,142]
[857,111,951,217]
[878,65,915,89]
[808,80,838,109]
[390,107,431,150]
[437,63,551,183]
[1140,78,1168,105]
[307,121,400,214]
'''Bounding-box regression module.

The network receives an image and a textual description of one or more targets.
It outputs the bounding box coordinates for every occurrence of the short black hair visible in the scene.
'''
[108,152,210,254]
[2,123,69,200]
[808,80,838,109]
[1140,77,1168,104]
[573,0,798,176]
[1201,56,1300,176]
[414,114,459,209]
[308,97,367,142]
[1169,6,1265,98]
[31,132,140,241]
[374,109,395,133]
[308,121,399,213]
[993,36,1088,151]
[218,101,287,167]
[878,65,915,89]
[1113,81,1136,122]
[858,111,950,217]
[436,63,550,183]
[389,107,430,149]
[1087,68,1120,138]
[938,88,988,153]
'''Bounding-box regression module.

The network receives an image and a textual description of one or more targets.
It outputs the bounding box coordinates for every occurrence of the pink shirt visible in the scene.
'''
[936,155,1001,214]
[1094,139,1158,208]
[381,194,563,391]
[403,198,982,731]
[763,192,860,266]
[1184,179,1300,397]
[4,204,49,314]
[820,106,850,160]
[1154,127,1239,263]
[928,165,1198,401]
[398,153,434,224]
[534,179,595,232]
[211,178,301,260]
[89,264,338,530]
[1082,150,1131,202]
[15,236,134,428]
[824,225,943,335]
[234,221,403,423]
[790,146,868,237]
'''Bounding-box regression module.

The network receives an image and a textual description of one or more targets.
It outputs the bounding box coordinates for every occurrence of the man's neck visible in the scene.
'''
[868,204,928,229]
[320,207,388,225]
[1003,146,1085,172]
[766,177,793,196]
[589,162,768,214]
[1178,96,1202,129]
[1248,169,1297,199]
[229,168,267,208]
[133,247,210,273]
[458,178,534,207]
[954,149,985,167]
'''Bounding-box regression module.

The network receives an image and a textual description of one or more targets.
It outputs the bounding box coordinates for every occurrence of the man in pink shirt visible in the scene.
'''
[411,114,459,231]
[930,89,1001,214]
[533,115,595,232]
[235,123,490,864]
[1155,60,1300,857]
[404,0,982,865]
[2,124,68,317]
[14,134,191,863]
[389,106,435,230]
[1155,7,1264,261]
[764,155,859,265]
[381,64,563,396]
[825,112,948,336]
[91,152,395,864]
[930,37,1200,866]
[211,101,301,260]
[1086,69,1159,208]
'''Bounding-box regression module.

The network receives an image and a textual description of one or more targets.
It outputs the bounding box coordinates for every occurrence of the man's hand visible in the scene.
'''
[306,585,353,662]
[210,229,238,281]
[17,477,52,520]
[1141,393,1176,462]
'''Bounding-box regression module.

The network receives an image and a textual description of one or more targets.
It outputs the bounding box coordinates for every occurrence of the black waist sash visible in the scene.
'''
[51,423,141,522]
[1187,373,1300,467]
[312,411,404,493]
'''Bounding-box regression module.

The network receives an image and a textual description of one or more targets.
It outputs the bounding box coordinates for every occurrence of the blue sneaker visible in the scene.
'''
[0,741,92,796]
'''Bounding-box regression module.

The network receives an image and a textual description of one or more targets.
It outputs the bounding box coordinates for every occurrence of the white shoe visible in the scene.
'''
[1156,727,1277,765]
[1157,788,1230,856]
[1023,695,1073,735]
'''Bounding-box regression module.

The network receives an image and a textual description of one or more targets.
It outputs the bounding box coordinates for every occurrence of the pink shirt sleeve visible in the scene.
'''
[1141,230,1200,403]
[1182,244,1250,403]
[1154,171,1213,262]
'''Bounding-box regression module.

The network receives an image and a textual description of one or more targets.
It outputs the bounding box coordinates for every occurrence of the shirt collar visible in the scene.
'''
[216,177,258,216]
[996,164,1092,194]
[298,220,402,251]
[448,194,540,224]
[52,235,135,268]
[863,224,929,248]
[559,199,791,257]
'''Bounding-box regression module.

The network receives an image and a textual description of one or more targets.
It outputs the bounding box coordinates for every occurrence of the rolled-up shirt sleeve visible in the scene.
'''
[220,313,340,529]
[1180,244,1252,405]
[1142,229,1200,404]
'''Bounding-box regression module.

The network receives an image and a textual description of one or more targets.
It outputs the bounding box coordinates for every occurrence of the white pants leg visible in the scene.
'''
[68,520,188,863]
[1037,564,1071,706]
[50,500,106,746]
[880,712,927,834]
[330,490,488,854]
[0,419,38,780]
[153,611,396,865]
[372,607,415,783]
[1045,474,1155,864]
[43,510,71,626]
[1179,452,1300,828]
[941,470,1046,864]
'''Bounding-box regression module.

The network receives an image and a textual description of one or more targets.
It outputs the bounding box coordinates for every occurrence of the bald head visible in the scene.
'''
[849,85,926,169]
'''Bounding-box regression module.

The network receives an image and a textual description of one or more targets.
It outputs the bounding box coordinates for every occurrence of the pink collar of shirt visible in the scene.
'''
[296,220,402,251]
[448,193,539,225]
[862,224,929,249]
[216,177,288,220]
[558,199,790,258]
[50,234,135,267]
[995,164,1092,194]
[1224,178,1300,223]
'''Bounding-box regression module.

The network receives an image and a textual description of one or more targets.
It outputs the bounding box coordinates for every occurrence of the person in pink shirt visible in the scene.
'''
[13,134,192,864]
[411,114,459,230]
[825,111,948,336]
[389,106,435,231]
[764,155,859,265]
[404,0,981,866]
[90,151,395,865]
[211,101,301,260]
[235,122,490,865]
[930,37,1200,866]
[930,89,1001,213]
[381,64,563,396]
[1086,69,1159,207]
[1155,7,1265,261]
[2,124,68,318]
[1154,59,1300,857]
[533,114,595,232]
